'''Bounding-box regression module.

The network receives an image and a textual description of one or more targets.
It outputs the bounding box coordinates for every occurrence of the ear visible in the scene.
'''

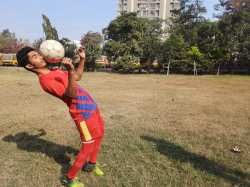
[26,63,33,70]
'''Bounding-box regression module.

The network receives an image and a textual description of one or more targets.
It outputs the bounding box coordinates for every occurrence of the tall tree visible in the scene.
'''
[161,34,189,72]
[195,20,219,54]
[214,0,250,19]
[172,0,207,43]
[0,29,28,53]
[58,38,77,60]
[80,31,103,71]
[141,18,165,73]
[33,38,45,51]
[42,14,59,40]
[217,10,250,74]
[103,12,148,60]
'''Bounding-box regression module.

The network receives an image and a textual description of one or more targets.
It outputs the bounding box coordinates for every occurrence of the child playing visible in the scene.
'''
[16,46,105,187]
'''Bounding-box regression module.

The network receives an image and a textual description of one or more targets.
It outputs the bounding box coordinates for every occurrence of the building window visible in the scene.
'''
[169,25,172,28]
[141,3,148,9]
[142,11,147,17]
[156,3,160,9]
[156,10,159,16]
[138,3,141,9]
[170,10,174,15]
[137,11,141,16]
[148,10,156,17]
[124,4,127,10]
[117,4,123,11]
[148,3,156,10]
[124,11,127,13]
[170,3,174,9]
[175,3,180,9]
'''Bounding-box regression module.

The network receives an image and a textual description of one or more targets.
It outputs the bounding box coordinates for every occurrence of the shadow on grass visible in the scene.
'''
[141,136,250,186]
[2,129,79,175]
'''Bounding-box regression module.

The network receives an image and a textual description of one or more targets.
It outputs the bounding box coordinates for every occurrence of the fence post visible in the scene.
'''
[167,60,170,75]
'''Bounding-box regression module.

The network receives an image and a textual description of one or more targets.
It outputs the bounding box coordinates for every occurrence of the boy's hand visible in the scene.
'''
[77,47,85,59]
[62,57,74,73]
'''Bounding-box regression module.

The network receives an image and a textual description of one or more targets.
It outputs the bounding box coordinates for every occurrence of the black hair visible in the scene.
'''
[16,47,35,71]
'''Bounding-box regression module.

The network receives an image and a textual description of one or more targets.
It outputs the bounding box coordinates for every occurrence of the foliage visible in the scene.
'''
[80,31,103,46]
[196,20,219,54]
[188,46,203,60]
[32,38,45,51]
[214,0,250,19]
[141,18,165,72]
[112,55,138,72]
[103,12,148,59]
[0,29,29,53]
[172,0,207,42]
[42,14,59,40]
[162,34,189,63]
[80,31,103,71]
[58,38,77,60]
[217,10,250,74]
[80,31,102,63]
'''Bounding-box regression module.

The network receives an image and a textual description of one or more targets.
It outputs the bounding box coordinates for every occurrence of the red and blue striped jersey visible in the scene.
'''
[39,69,98,120]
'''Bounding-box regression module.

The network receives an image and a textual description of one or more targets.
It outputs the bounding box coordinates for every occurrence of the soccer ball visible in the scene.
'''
[39,40,65,63]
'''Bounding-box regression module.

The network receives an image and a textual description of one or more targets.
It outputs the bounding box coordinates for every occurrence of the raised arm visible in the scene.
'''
[74,47,86,81]
[62,58,77,99]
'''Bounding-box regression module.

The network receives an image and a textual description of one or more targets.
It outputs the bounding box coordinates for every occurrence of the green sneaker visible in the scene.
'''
[82,162,104,176]
[62,175,84,187]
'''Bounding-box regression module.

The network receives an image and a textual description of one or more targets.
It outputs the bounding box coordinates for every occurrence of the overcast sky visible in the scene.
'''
[0,0,220,43]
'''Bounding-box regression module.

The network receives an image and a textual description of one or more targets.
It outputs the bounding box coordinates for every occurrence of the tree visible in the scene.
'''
[103,12,148,59]
[217,10,250,74]
[58,38,77,60]
[141,18,165,73]
[161,34,189,72]
[187,46,213,72]
[172,0,207,42]
[208,47,230,75]
[196,20,219,54]
[80,31,103,71]
[33,38,45,51]
[42,14,59,40]
[214,0,250,19]
[0,29,28,53]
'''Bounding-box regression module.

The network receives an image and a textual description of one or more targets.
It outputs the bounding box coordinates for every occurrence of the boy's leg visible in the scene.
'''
[67,140,95,179]
[82,127,105,175]
[89,127,105,164]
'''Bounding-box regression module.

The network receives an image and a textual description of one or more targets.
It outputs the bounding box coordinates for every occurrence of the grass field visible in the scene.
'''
[0,67,250,187]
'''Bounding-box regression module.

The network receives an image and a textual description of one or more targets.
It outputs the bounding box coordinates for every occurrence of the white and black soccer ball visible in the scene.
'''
[39,40,65,63]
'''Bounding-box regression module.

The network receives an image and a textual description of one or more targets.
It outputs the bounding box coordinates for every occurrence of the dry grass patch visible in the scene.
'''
[0,67,250,187]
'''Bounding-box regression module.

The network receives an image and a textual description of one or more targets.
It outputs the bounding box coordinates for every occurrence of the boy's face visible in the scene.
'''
[26,51,47,70]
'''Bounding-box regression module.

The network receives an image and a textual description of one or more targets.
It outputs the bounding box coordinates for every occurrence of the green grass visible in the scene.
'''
[0,67,250,187]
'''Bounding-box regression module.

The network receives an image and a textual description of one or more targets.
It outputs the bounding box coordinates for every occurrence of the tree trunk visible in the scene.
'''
[217,61,222,75]
[93,61,96,72]
[228,60,234,75]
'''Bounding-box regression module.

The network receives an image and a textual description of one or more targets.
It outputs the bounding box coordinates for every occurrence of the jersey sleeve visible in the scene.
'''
[41,78,66,99]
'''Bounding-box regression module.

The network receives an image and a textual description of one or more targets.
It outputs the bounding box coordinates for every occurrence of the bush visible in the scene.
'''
[111,55,138,72]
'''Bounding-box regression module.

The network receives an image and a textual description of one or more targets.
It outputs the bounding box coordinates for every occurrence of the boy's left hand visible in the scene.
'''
[77,47,85,59]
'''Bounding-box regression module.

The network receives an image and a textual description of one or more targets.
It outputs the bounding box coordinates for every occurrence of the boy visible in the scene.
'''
[16,47,105,187]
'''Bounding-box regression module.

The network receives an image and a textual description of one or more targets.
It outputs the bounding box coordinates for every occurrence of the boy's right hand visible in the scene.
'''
[62,57,74,73]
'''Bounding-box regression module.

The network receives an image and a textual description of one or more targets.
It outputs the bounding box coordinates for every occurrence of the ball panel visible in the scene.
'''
[46,44,54,51]
[54,43,62,51]
[39,40,65,63]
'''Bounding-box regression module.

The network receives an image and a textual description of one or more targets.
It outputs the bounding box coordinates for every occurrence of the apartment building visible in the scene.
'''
[117,0,181,28]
